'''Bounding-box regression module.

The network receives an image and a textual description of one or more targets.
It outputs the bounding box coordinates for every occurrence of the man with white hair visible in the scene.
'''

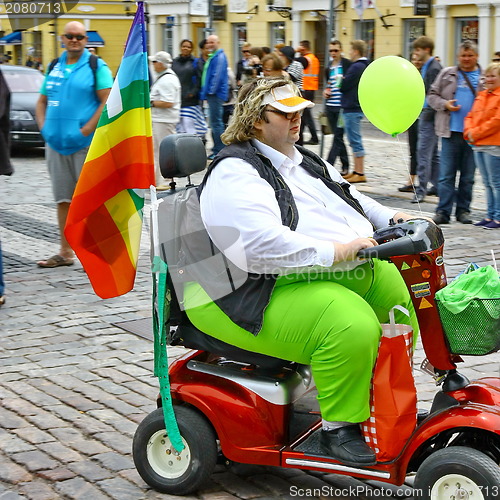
[149,51,181,188]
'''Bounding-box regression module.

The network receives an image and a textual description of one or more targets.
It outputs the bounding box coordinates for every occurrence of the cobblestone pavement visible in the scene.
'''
[1,126,499,499]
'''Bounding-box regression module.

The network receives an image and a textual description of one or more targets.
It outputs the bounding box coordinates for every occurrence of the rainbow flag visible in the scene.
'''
[65,2,154,299]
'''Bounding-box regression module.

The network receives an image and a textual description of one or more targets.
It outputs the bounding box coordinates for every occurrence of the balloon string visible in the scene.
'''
[395,134,423,216]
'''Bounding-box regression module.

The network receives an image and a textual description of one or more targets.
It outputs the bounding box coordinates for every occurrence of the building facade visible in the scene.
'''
[0,0,496,76]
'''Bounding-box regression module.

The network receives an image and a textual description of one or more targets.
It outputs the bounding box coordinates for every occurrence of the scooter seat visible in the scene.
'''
[170,322,292,371]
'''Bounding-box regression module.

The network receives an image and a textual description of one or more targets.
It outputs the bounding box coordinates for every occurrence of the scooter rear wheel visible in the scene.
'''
[414,446,500,500]
[133,406,217,495]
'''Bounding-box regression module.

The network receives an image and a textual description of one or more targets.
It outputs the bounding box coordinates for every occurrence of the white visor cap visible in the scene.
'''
[262,84,315,113]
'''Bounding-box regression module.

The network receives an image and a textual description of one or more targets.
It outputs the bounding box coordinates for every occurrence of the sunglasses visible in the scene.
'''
[329,49,340,53]
[493,58,500,62]
[265,108,303,120]
[64,34,86,40]
[242,50,250,53]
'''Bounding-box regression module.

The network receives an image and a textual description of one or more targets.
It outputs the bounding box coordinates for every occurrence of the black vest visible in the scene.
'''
[197,141,369,335]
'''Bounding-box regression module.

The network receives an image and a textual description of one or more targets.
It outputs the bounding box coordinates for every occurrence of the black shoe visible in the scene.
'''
[411,193,425,204]
[304,139,319,145]
[398,184,415,193]
[433,212,450,225]
[427,186,438,196]
[456,212,473,224]
[319,425,376,466]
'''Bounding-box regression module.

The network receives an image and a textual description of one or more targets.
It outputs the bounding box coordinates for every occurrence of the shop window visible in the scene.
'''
[456,18,479,48]
[270,22,286,48]
[355,19,374,61]
[404,19,425,59]
[233,24,247,69]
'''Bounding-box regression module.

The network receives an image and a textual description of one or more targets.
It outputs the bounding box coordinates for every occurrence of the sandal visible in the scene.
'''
[0,296,5,307]
[37,255,74,268]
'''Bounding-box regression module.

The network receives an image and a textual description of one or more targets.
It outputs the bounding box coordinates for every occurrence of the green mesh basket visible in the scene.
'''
[435,298,500,356]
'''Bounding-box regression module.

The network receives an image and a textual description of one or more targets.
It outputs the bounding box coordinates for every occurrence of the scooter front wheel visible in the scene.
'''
[133,406,217,495]
[414,446,500,500]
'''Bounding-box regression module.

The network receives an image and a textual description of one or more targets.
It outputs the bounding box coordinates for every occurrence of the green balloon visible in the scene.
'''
[359,56,425,136]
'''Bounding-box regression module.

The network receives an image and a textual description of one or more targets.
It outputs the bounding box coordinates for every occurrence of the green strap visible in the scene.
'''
[151,256,184,452]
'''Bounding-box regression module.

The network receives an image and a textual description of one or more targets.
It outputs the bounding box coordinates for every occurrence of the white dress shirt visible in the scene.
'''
[200,140,397,274]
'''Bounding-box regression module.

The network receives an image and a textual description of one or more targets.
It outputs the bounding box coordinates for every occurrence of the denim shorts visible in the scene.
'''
[343,111,365,157]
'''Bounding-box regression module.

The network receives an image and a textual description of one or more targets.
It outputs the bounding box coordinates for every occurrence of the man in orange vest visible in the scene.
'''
[296,40,320,145]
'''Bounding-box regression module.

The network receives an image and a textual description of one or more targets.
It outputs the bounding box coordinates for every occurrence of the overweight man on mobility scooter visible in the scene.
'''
[133,79,500,498]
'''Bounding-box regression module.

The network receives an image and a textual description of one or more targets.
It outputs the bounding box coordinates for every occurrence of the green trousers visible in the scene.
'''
[184,259,418,422]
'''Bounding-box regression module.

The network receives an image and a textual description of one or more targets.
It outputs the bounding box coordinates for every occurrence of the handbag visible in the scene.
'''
[362,305,417,461]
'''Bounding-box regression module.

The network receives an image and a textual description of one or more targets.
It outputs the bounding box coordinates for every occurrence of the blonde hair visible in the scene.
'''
[485,62,500,76]
[221,77,300,144]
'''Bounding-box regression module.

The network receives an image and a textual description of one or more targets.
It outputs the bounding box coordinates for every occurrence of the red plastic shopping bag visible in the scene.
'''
[362,305,417,461]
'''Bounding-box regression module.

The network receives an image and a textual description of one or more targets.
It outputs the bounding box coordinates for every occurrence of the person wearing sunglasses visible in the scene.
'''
[236,42,253,87]
[324,40,351,177]
[35,22,113,268]
[184,77,417,466]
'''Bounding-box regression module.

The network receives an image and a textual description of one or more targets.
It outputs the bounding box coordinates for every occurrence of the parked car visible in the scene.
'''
[0,64,45,148]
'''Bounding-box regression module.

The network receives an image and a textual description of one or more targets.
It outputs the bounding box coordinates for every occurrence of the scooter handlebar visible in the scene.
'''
[357,219,444,260]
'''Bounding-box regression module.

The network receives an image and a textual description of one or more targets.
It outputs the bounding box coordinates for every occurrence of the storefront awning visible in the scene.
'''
[0,31,23,45]
[86,31,105,47]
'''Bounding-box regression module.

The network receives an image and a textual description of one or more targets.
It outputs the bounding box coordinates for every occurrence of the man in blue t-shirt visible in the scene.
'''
[35,21,113,268]
[428,41,483,225]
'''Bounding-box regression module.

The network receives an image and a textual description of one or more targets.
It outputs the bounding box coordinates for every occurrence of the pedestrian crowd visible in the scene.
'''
[397,35,500,230]
[2,26,499,289]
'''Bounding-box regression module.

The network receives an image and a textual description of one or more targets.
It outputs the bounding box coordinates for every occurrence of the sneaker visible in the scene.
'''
[456,212,473,224]
[427,186,438,196]
[398,184,414,193]
[483,220,500,229]
[304,139,319,145]
[433,212,450,225]
[474,218,492,226]
[348,173,366,183]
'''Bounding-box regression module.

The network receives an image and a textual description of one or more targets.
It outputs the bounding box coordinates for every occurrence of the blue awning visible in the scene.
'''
[0,31,23,45]
[86,31,105,47]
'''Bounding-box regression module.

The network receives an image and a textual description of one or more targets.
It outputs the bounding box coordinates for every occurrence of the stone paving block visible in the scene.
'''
[10,450,60,473]
[67,460,113,482]
[91,431,131,455]
[96,476,145,500]
[117,468,149,489]
[211,471,268,499]
[0,488,27,500]
[247,473,297,496]
[0,410,30,431]
[36,467,77,481]
[17,481,59,500]
[12,425,57,448]
[92,379,132,396]
[6,384,60,407]
[93,451,135,472]
[54,477,109,500]
[0,430,34,455]
[25,411,71,431]
[0,456,33,484]
[93,368,136,384]
[37,441,83,464]
[71,414,116,435]
[0,400,40,418]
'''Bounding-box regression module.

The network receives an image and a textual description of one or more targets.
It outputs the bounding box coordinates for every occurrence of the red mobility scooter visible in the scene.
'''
[133,135,500,499]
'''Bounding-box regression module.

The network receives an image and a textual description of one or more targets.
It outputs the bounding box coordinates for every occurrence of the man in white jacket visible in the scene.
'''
[149,51,181,188]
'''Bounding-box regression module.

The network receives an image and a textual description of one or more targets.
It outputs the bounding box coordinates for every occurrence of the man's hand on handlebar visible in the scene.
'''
[334,238,378,263]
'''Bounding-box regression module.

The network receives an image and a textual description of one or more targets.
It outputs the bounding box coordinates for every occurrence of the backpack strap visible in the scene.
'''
[48,54,98,89]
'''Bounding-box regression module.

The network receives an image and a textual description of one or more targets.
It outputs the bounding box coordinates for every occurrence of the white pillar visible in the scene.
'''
[292,11,301,47]
[434,4,448,66]
[493,4,500,54]
[149,15,158,55]
[179,13,190,42]
[477,3,491,68]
